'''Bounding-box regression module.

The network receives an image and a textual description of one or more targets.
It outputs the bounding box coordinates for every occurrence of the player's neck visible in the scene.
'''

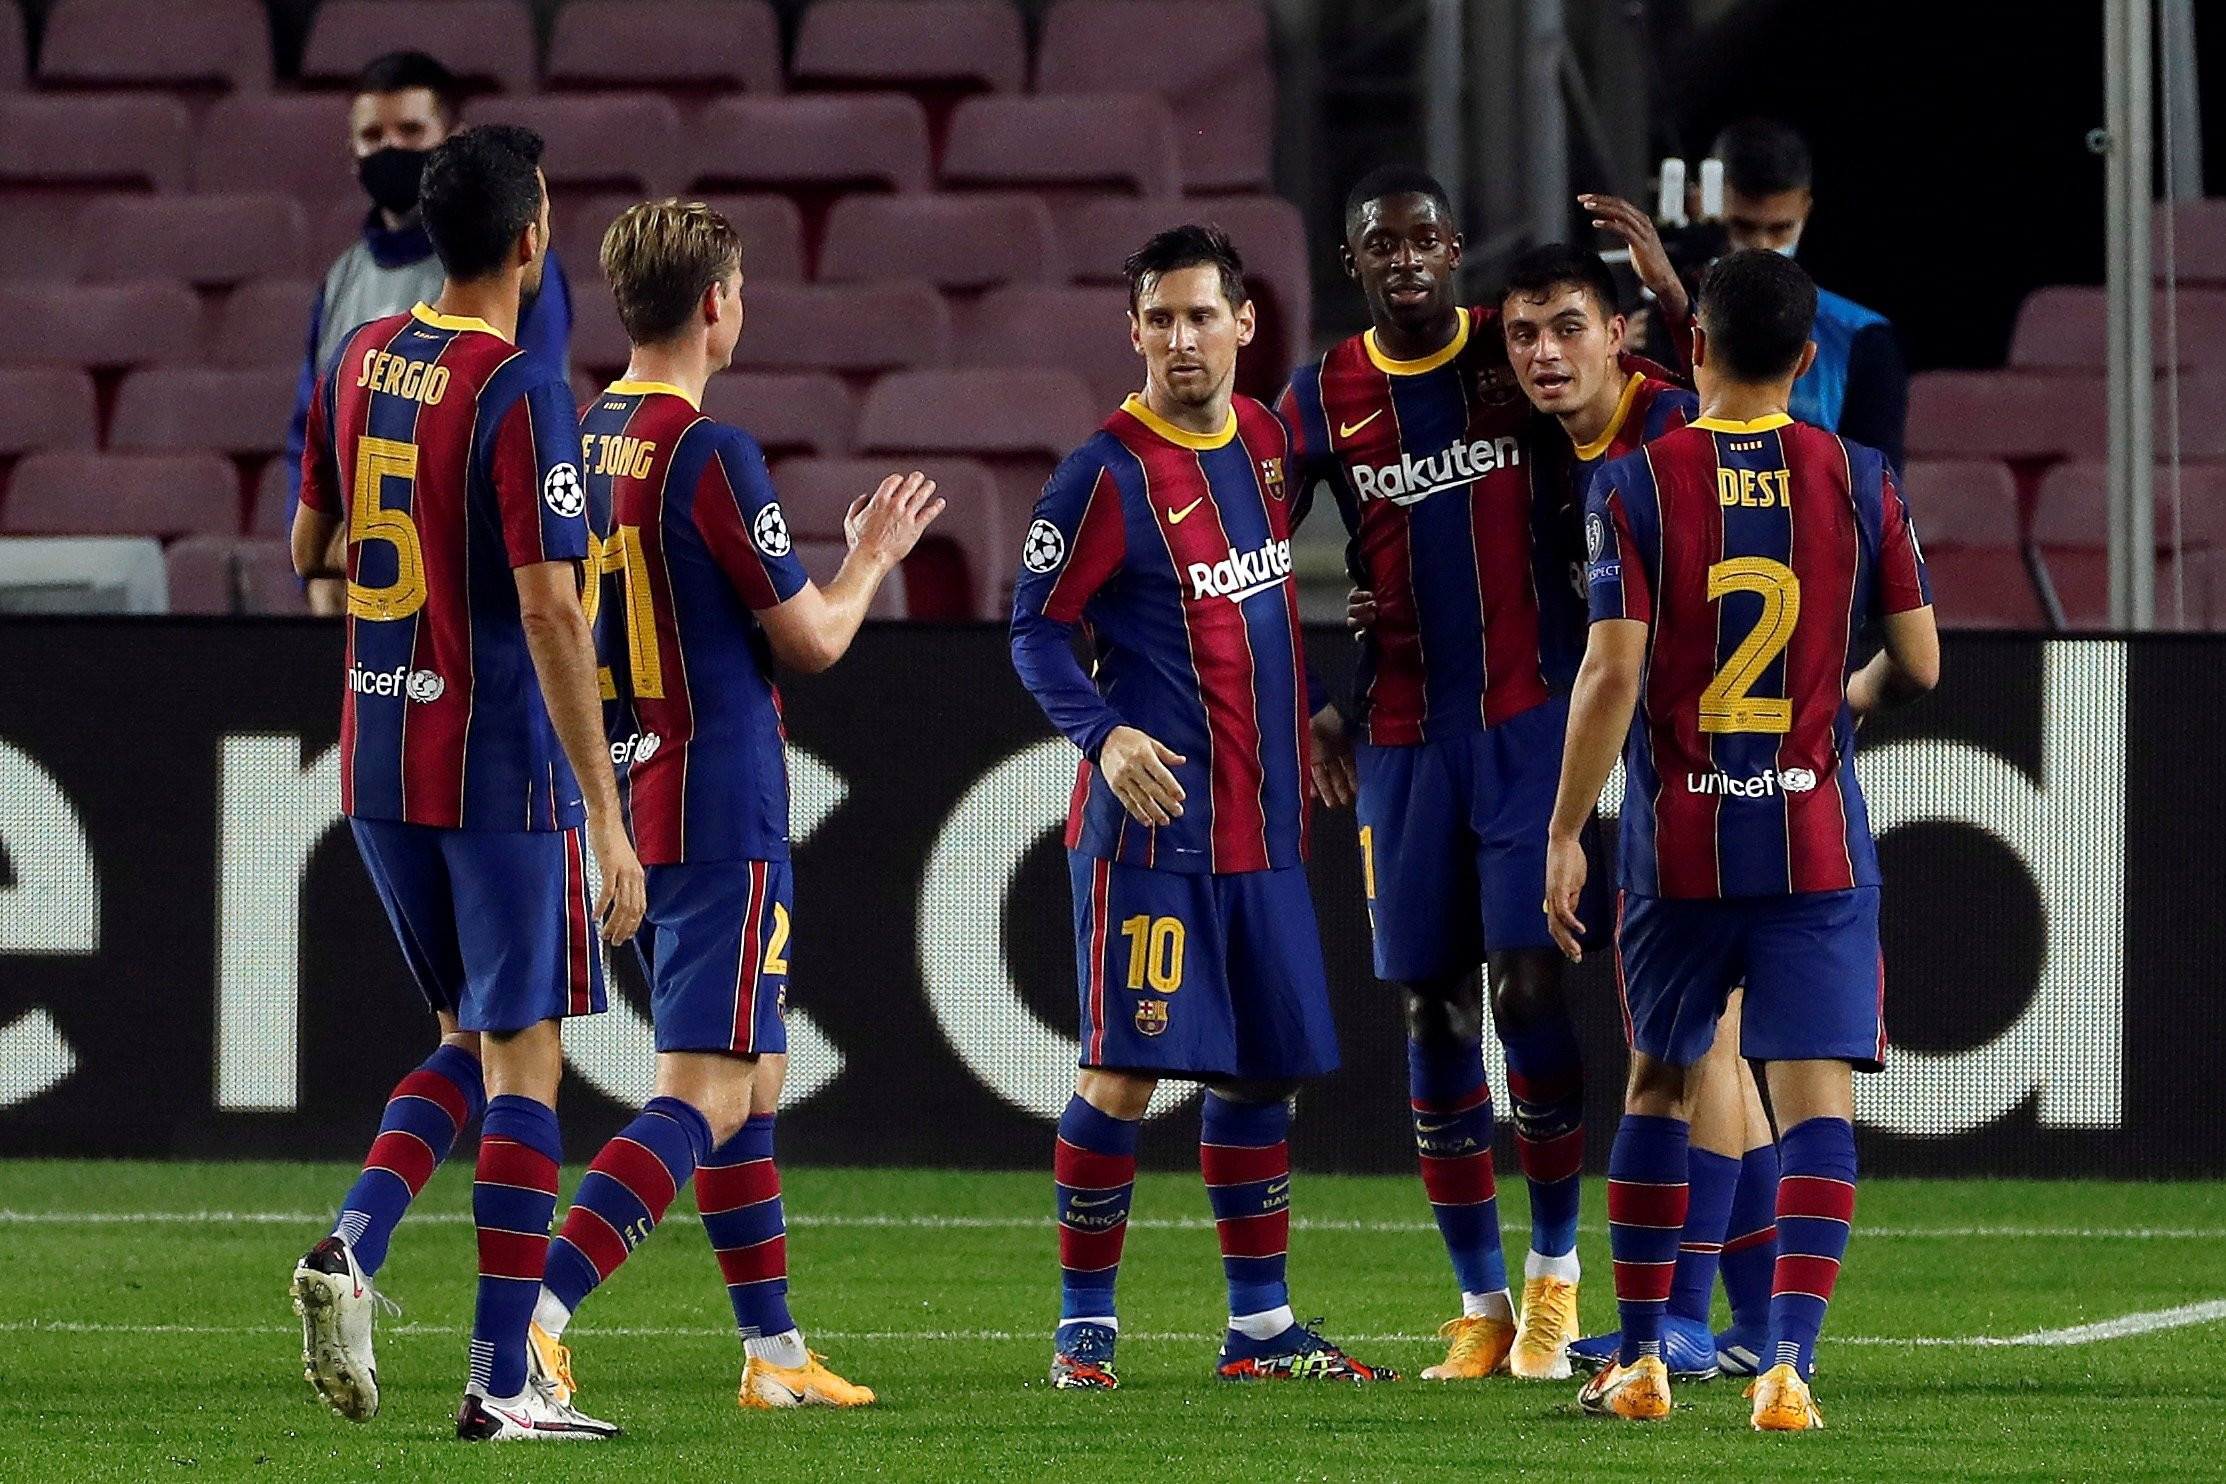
[1370,308,1462,365]
[1559,378,1626,449]
[1697,378,1793,426]
[621,343,712,407]
[432,277,521,345]
[1140,380,1233,438]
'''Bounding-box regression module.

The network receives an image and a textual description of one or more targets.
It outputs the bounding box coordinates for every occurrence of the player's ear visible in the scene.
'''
[1129,308,1144,358]
[1606,312,1627,355]
[1689,323,1708,371]
[1234,296,1257,348]
[1339,242,1358,282]
[1793,339,1819,381]
[1446,231,1464,271]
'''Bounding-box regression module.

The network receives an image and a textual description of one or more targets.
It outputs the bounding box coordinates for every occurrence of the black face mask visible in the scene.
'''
[357,146,430,216]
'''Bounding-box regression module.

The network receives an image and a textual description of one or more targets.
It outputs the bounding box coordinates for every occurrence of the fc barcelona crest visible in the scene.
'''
[1134,999,1170,1037]
[1260,456,1287,501]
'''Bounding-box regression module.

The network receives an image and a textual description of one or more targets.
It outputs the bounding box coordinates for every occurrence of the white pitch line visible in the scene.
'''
[1,1209,2221,1240]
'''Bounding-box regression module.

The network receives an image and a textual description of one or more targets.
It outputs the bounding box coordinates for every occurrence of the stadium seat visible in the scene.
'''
[236,536,306,613]
[1036,0,1273,192]
[566,283,631,377]
[0,367,97,453]
[2007,285,2226,371]
[731,283,952,373]
[192,94,354,206]
[0,94,192,192]
[793,536,907,618]
[1897,458,2040,629]
[573,192,806,283]
[37,0,271,92]
[957,285,1138,409]
[468,95,686,200]
[857,369,1098,464]
[251,455,293,536]
[701,372,858,459]
[78,194,308,286]
[111,366,294,456]
[0,535,167,612]
[772,454,1003,618]
[691,96,933,195]
[545,0,782,97]
[299,1,536,96]
[0,280,200,367]
[2034,461,2226,629]
[942,95,1183,197]
[1906,371,2107,462]
[818,194,1063,291]
[208,278,316,368]
[3,450,238,537]
[2157,199,2226,287]
[163,533,235,613]
[791,2,1026,97]
[0,2,21,91]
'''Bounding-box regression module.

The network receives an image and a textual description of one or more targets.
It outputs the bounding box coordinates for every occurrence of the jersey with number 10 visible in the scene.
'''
[1585,415,1931,899]
[583,381,809,866]
[300,303,593,832]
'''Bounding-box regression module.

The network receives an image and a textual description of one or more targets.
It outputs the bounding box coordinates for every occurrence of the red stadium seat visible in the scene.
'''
[1906,371,2107,462]
[193,94,354,207]
[1897,458,2040,629]
[4,450,238,537]
[942,95,1182,197]
[469,95,686,200]
[236,535,307,613]
[546,0,781,97]
[111,366,294,456]
[691,96,933,195]
[732,284,952,373]
[573,193,807,283]
[0,280,200,368]
[2007,285,2226,371]
[163,533,236,613]
[700,373,858,459]
[301,1,536,95]
[209,278,316,368]
[772,454,1003,618]
[818,194,1062,291]
[566,281,632,376]
[791,2,1026,96]
[957,285,1138,409]
[857,369,1098,463]
[0,367,98,453]
[79,193,307,287]
[1036,0,1273,192]
[2157,199,2226,287]
[0,94,191,190]
[0,2,21,91]
[38,0,271,92]
[252,455,293,536]
[793,537,907,618]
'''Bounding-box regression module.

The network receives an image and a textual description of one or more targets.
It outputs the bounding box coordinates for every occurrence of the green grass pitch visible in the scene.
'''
[2,1161,2221,1481]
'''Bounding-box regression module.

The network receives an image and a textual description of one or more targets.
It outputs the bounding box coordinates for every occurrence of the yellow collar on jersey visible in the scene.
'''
[1122,393,1237,450]
[1571,372,1647,461]
[1363,308,1471,376]
[607,378,700,410]
[411,302,506,341]
[1691,412,1793,433]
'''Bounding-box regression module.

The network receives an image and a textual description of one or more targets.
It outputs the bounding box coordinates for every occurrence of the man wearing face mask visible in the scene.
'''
[1712,118,1904,472]
[283,51,574,614]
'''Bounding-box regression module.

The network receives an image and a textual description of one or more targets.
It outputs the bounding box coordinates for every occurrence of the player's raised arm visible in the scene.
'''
[739,461,942,674]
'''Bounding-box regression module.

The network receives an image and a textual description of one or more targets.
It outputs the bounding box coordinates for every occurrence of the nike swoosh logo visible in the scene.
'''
[1167,497,1205,524]
[1338,409,1384,438]
[1415,1120,1456,1135]
[1069,1193,1122,1209]
[1265,1178,1290,1196]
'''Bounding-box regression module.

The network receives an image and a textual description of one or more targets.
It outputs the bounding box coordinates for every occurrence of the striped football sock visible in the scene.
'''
[1720,1141,1782,1330]
[1407,1037,1510,1305]
[468,1095,561,1401]
[1053,1094,1139,1330]
[1501,1022,1586,1260]
[1607,1113,1691,1365]
[1768,1117,1857,1379]
[1200,1093,1293,1335]
[538,1096,713,1335]
[697,1114,796,1344]
[333,1042,484,1277]
[1669,1147,1741,1323]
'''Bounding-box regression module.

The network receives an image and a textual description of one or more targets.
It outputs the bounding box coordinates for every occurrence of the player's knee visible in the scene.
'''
[1206,1078,1300,1106]
[1624,1053,1692,1118]
[1401,974,1482,1044]
[1486,950,1565,1033]
[1077,1068,1156,1120]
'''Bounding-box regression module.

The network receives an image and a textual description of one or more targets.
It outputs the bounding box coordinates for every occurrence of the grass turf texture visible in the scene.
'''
[2,1163,2221,1481]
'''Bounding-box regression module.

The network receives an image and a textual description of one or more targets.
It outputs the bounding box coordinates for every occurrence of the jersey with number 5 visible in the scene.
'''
[1585,414,1931,898]
[582,381,808,866]
[300,304,595,832]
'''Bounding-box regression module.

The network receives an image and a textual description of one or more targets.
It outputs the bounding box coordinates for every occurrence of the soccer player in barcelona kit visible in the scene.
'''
[523,201,942,1418]
[1545,250,1938,1429]
[1278,169,1694,1381]
[1012,226,1394,1390]
[286,125,646,1442]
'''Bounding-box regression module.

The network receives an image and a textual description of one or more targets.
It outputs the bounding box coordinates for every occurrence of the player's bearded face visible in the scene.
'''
[1131,265,1254,409]
[1347,194,1462,334]
[1503,287,1625,414]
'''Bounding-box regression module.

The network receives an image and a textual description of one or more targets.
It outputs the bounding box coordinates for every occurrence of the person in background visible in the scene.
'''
[1712,118,1905,472]
[284,51,574,613]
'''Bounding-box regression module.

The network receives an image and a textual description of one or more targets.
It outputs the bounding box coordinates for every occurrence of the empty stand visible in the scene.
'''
[0,535,167,612]
[252,456,293,536]
[38,0,271,92]
[192,94,354,205]
[819,194,1062,290]
[163,532,235,613]
[942,95,1182,197]
[573,193,807,283]
[566,284,631,376]
[792,2,1026,97]
[1906,371,2108,463]
[0,281,200,368]
[4,451,238,538]
[470,95,686,200]
[0,93,192,190]
[300,1,536,96]
[2035,460,2226,629]
[0,368,97,453]
[0,2,21,91]
[958,285,1138,408]
[545,1,782,97]
[208,279,316,368]
[857,369,1097,463]
[2008,285,2226,371]
[1036,0,1273,191]
[2157,200,2226,287]
[1898,458,2040,628]
[111,365,294,455]
[774,454,1003,618]
[731,284,953,373]
[236,536,306,613]
[692,96,933,195]
[701,372,858,459]
[78,194,309,286]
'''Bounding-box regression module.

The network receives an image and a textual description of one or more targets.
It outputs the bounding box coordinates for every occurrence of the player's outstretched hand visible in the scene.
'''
[590,811,646,945]
[1099,725,1187,826]
[1346,586,1377,637]
[1308,704,1357,809]
[1543,831,1589,963]
[845,471,945,567]
[1579,193,1691,322]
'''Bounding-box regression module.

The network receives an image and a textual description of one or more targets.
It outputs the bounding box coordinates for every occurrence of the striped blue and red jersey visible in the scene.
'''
[1279,306,1580,744]
[1011,394,1309,875]
[1585,415,1933,898]
[300,303,595,832]
[583,381,809,867]
[1567,371,1699,496]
